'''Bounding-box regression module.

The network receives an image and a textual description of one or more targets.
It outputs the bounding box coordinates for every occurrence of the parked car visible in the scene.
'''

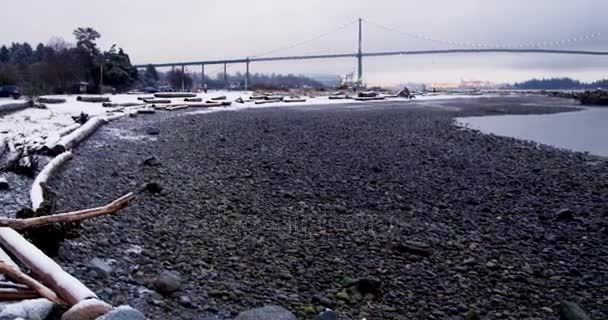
[0,85,21,99]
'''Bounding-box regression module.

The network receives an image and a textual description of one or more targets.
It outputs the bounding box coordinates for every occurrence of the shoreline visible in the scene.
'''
[38,96,606,319]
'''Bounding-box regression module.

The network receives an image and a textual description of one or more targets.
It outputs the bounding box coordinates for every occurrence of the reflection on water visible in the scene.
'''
[457,107,608,157]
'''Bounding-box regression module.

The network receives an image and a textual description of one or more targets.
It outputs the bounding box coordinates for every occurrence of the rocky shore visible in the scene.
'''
[46,96,606,319]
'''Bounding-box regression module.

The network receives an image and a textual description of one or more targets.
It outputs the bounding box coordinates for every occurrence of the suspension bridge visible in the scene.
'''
[134,18,608,89]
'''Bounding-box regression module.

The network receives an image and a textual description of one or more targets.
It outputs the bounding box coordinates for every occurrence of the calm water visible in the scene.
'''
[457,107,608,157]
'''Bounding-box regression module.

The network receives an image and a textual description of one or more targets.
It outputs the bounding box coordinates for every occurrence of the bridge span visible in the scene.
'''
[134,19,608,90]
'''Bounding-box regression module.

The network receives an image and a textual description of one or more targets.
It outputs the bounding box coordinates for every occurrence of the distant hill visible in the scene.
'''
[512,78,608,90]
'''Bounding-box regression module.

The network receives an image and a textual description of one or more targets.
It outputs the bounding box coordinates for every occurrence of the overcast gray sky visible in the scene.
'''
[1,0,607,85]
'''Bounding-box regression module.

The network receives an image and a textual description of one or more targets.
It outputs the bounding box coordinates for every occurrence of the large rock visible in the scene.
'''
[89,258,114,278]
[153,270,182,295]
[393,241,434,257]
[0,298,54,320]
[559,301,590,320]
[235,306,296,320]
[95,306,146,320]
[0,177,8,190]
[315,309,337,320]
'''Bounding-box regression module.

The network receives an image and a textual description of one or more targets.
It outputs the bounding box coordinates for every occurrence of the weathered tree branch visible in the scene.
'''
[5,192,135,230]
[0,261,64,304]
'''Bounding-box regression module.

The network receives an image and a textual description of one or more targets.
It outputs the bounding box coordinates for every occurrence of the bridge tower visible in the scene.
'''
[357,18,363,87]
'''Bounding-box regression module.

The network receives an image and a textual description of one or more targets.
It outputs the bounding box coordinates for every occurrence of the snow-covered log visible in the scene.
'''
[136,109,156,114]
[184,97,203,102]
[166,105,189,111]
[255,99,282,105]
[51,118,106,155]
[30,151,73,212]
[0,102,31,114]
[76,96,110,103]
[143,99,171,104]
[37,97,66,104]
[154,92,197,98]
[0,228,97,305]
[0,137,6,158]
[3,192,134,230]
[0,260,64,304]
[284,98,307,103]
[137,96,154,101]
[211,95,227,101]
[42,124,82,154]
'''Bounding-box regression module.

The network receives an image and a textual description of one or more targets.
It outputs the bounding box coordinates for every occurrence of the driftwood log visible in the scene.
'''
[76,96,110,103]
[0,137,6,159]
[211,96,226,101]
[0,261,64,304]
[4,192,135,230]
[137,96,155,101]
[154,92,197,98]
[328,95,350,100]
[0,228,96,305]
[255,99,282,105]
[51,118,106,155]
[37,97,66,104]
[0,102,31,115]
[136,109,156,114]
[42,124,81,154]
[30,151,73,212]
[143,99,171,104]
[354,96,386,101]
[284,98,307,103]
[184,97,203,102]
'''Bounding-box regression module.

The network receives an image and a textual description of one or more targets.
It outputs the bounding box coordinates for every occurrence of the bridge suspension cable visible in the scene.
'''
[364,18,602,49]
[250,19,359,58]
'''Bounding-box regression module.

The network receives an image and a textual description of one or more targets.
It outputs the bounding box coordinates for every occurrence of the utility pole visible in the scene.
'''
[224,63,228,89]
[181,65,185,92]
[357,17,363,88]
[245,58,250,91]
[201,64,205,88]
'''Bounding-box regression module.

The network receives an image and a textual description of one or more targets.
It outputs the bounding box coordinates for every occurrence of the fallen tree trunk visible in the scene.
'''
[137,96,155,101]
[211,96,226,101]
[51,118,106,155]
[154,92,197,98]
[0,228,97,305]
[184,97,203,102]
[31,151,73,212]
[76,96,110,103]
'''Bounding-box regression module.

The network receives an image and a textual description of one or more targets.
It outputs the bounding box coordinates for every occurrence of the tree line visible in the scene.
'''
[512,78,608,90]
[0,28,137,95]
[140,66,326,91]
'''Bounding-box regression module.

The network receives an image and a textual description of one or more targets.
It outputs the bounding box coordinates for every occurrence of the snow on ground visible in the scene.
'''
[0,91,493,146]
